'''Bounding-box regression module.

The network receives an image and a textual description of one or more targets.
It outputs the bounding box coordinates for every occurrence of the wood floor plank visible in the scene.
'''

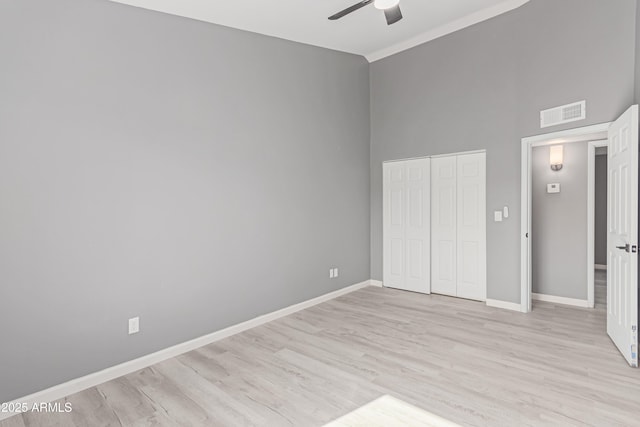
[0,414,26,427]
[20,398,76,427]
[95,376,157,426]
[67,387,123,427]
[3,286,640,426]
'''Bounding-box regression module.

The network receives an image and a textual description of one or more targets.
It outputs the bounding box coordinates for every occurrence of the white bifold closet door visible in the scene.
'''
[431,152,486,301]
[383,158,431,294]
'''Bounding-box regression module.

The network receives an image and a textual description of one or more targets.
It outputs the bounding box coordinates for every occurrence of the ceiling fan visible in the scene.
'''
[328,0,403,26]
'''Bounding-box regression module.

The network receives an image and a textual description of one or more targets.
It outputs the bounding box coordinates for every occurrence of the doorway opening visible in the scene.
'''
[528,139,607,310]
[520,123,610,313]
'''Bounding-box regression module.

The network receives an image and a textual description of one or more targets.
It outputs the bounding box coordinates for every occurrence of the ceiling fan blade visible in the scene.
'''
[384,5,403,25]
[328,0,374,20]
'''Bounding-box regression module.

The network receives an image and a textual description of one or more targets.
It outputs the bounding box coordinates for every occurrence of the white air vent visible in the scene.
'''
[540,100,586,128]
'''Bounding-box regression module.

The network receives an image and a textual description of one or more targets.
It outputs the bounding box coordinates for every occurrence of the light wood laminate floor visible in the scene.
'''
[3,286,639,427]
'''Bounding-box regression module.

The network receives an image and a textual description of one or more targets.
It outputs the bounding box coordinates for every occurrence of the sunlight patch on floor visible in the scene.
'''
[324,395,461,427]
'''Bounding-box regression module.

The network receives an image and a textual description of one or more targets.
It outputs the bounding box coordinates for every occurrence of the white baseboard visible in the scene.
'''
[595,264,607,270]
[0,280,374,421]
[532,293,590,308]
[369,280,383,287]
[486,298,525,313]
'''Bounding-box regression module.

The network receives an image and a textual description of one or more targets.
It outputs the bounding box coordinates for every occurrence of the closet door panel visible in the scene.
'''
[456,152,487,301]
[404,158,431,293]
[383,162,406,290]
[431,156,457,296]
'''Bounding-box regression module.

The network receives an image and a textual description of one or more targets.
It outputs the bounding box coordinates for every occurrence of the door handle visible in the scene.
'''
[616,244,631,252]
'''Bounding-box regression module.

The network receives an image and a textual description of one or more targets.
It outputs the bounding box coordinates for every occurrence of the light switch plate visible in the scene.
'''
[494,211,503,222]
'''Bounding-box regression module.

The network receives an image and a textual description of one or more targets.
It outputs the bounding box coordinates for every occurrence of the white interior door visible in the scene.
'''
[383,158,431,293]
[404,159,431,293]
[456,153,487,301]
[607,105,639,368]
[383,162,406,290]
[431,156,457,296]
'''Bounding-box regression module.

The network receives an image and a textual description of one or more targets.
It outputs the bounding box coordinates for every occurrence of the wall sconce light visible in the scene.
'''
[550,145,563,171]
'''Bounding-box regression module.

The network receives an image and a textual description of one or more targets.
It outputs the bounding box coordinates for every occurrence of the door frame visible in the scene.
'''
[383,149,486,164]
[520,123,611,313]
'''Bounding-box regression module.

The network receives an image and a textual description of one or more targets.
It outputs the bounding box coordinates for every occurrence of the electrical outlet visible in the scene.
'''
[128,317,140,335]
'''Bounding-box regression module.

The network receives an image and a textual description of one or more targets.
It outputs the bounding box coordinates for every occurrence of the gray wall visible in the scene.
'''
[636,0,640,103]
[0,0,370,402]
[531,143,588,299]
[370,0,637,303]
[595,153,608,266]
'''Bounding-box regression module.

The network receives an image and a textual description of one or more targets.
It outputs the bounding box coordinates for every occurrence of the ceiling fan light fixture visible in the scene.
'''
[374,0,400,10]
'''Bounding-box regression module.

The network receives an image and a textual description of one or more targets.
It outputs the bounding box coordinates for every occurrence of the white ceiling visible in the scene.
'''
[108,0,529,62]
